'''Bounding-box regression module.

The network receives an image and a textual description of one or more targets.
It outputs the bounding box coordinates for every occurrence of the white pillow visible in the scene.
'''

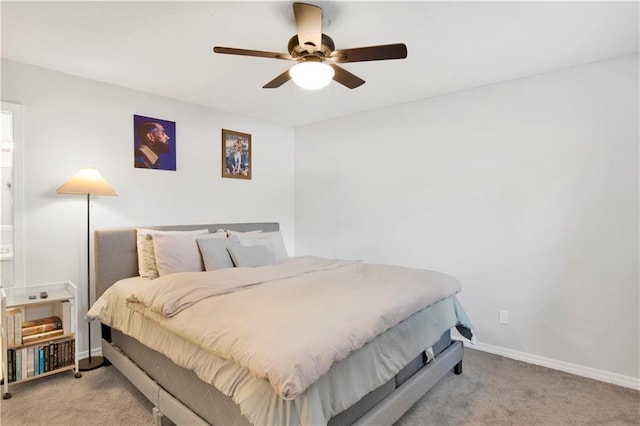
[225,229,262,237]
[227,243,276,267]
[197,238,235,271]
[153,231,227,277]
[136,228,208,277]
[234,231,289,263]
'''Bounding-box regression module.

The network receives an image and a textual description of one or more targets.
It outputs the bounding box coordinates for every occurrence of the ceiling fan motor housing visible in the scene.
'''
[288,33,335,60]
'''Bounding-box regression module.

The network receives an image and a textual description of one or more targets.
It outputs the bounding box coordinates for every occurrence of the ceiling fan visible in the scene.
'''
[213,2,408,90]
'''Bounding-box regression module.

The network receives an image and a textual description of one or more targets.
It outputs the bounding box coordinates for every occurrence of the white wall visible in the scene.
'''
[2,54,638,385]
[295,55,639,382]
[2,59,295,356]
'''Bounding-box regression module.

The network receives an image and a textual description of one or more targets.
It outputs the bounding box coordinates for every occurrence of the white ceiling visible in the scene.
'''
[2,1,638,127]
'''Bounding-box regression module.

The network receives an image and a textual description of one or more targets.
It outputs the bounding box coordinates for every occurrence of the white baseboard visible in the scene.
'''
[466,340,640,391]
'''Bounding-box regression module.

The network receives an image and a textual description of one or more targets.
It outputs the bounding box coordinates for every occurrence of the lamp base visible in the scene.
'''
[78,355,104,371]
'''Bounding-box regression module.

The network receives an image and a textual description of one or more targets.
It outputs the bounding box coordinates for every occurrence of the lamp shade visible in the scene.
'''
[289,62,335,90]
[56,167,117,196]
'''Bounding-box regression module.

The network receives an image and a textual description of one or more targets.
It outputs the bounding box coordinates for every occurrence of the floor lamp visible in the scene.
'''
[56,167,117,371]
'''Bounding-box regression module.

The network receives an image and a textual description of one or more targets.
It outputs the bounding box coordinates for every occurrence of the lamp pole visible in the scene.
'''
[57,167,115,371]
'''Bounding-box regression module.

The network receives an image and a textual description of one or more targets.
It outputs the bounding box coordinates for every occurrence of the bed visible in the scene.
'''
[90,222,475,426]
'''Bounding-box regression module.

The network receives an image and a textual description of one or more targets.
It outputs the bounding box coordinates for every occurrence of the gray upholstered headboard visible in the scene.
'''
[94,222,279,298]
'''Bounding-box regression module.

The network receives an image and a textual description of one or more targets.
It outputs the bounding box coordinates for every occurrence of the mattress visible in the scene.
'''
[90,276,468,425]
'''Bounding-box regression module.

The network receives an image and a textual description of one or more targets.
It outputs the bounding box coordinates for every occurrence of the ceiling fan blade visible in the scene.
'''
[293,2,322,54]
[263,69,292,89]
[329,43,408,63]
[214,46,293,61]
[330,64,365,89]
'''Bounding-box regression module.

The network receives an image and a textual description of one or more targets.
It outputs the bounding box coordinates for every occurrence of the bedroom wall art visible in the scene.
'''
[222,129,251,179]
[133,114,176,170]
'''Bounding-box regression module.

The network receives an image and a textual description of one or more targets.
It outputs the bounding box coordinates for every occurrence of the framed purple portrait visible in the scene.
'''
[134,115,176,171]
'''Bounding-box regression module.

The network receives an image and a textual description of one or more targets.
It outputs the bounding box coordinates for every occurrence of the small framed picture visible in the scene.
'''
[222,129,251,179]
[133,115,176,171]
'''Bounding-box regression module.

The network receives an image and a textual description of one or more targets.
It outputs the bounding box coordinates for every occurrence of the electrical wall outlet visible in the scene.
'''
[499,310,509,324]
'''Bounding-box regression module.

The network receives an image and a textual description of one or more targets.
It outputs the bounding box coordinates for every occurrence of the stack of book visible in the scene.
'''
[21,316,64,344]
[6,338,75,382]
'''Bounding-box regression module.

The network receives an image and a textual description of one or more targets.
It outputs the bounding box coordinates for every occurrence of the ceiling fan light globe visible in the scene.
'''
[289,62,335,90]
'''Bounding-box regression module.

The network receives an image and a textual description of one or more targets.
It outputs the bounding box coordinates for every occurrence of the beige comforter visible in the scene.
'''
[125,256,461,400]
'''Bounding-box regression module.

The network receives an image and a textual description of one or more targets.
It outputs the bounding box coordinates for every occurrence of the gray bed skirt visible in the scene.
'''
[103,326,462,426]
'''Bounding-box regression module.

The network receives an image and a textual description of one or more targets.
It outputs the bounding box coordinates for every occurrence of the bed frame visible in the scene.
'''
[94,222,464,426]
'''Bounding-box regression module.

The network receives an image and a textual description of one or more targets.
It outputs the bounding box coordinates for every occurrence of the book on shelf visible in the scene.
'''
[7,311,14,345]
[21,348,27,380]
[44,344,49,372]
[15,349,21,381]
[59,300,71,335]
[8,349,14,382]
[15,309,22,346]
[6,307,25,346]
[22,329,64,345]
[34,346,40,375]
[22,316,63,337]
[27,346,35,377]
[38,347,44,374]
[50,343,56,370]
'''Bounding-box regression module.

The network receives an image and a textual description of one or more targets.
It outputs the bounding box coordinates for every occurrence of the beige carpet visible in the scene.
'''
[1,348,638,425]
